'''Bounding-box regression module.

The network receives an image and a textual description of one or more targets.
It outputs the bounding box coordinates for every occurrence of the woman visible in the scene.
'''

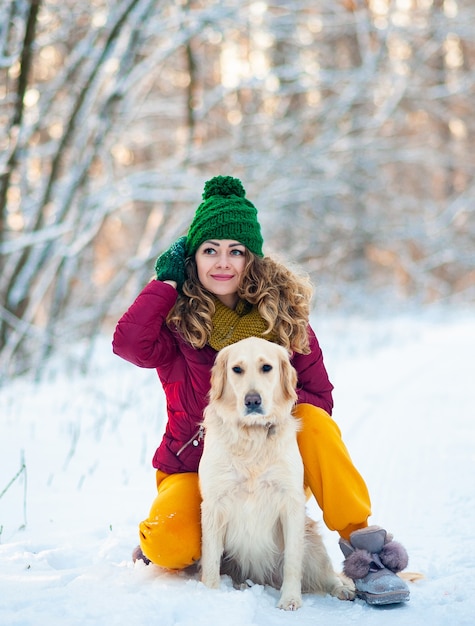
[112,176,409,605]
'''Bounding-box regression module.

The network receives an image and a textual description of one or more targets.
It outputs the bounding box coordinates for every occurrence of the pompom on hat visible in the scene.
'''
[186,176,264,257]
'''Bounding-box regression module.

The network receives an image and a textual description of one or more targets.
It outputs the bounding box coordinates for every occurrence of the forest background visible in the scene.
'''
[1,0,474,379]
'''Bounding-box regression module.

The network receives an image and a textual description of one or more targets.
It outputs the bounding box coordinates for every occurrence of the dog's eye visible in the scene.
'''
[262,364,273,373]
[232,366,243,374]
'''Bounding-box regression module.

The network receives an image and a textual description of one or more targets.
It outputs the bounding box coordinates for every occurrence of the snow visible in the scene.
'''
[1,307,474,626]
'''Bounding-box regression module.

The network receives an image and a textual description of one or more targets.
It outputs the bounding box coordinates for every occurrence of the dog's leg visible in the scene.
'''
[277,500,305,610]
[200,501,226,589]
[301,518,356,601]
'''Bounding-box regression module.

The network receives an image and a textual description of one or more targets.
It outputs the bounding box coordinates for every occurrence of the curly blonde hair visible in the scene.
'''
[167,251,313,354]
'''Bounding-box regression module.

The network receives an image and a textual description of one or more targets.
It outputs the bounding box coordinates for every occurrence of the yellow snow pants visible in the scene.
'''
[138,403,371,569]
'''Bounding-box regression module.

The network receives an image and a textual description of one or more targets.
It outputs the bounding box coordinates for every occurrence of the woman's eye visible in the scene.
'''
[203,248,217,255]
[230,249,244,256]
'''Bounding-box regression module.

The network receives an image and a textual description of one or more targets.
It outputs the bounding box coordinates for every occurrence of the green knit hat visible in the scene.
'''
[186,176,264,257]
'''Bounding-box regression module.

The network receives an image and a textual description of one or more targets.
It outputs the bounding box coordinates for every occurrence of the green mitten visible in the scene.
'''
[154,236,188,290]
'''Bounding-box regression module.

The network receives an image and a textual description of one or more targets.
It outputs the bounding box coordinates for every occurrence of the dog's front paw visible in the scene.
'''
[277,594,303,611]
[201,573,221,589]
[201,567,221,589]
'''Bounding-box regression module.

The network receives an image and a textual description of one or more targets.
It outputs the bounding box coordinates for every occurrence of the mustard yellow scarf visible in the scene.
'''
[208,298,277,351]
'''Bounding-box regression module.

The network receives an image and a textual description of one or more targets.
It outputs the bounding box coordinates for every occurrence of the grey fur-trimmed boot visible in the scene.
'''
[339,526,410,605]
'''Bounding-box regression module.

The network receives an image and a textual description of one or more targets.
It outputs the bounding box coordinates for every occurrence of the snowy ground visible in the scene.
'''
[1,306,474,626]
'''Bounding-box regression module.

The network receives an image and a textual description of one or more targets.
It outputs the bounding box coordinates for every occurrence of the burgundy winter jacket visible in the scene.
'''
[112,280,334,474]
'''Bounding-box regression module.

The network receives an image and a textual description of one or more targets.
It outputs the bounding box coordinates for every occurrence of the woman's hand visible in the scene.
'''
[155,236,187,290]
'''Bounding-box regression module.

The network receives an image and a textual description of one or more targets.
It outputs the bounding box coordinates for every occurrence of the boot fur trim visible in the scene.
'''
[342,548,374,579]
[380,541,409,573]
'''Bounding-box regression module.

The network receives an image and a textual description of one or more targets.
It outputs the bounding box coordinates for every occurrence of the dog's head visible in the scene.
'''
[208,337,298,426]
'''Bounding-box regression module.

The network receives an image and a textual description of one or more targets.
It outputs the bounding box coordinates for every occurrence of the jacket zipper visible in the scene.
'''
[176,425,204,457]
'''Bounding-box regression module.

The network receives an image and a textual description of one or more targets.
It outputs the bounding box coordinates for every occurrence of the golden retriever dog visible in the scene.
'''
[199,337,355,610]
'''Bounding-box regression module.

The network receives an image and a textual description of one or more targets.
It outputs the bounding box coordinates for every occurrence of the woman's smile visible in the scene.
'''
[210,273,235,281]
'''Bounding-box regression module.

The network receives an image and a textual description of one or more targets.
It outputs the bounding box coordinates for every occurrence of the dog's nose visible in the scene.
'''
[245,392,262,413]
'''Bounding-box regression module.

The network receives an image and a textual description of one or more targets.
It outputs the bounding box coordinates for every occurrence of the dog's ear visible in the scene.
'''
[209,348,228,401]
[279,351,298,403]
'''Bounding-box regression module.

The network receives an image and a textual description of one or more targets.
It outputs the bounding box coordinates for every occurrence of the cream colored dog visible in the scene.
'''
[199,337,355,610]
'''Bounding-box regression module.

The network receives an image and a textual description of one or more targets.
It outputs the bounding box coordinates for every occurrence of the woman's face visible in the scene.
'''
[195,239,247,309]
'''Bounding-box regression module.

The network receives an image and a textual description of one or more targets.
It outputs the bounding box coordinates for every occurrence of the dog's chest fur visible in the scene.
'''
[212,421,300,493]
